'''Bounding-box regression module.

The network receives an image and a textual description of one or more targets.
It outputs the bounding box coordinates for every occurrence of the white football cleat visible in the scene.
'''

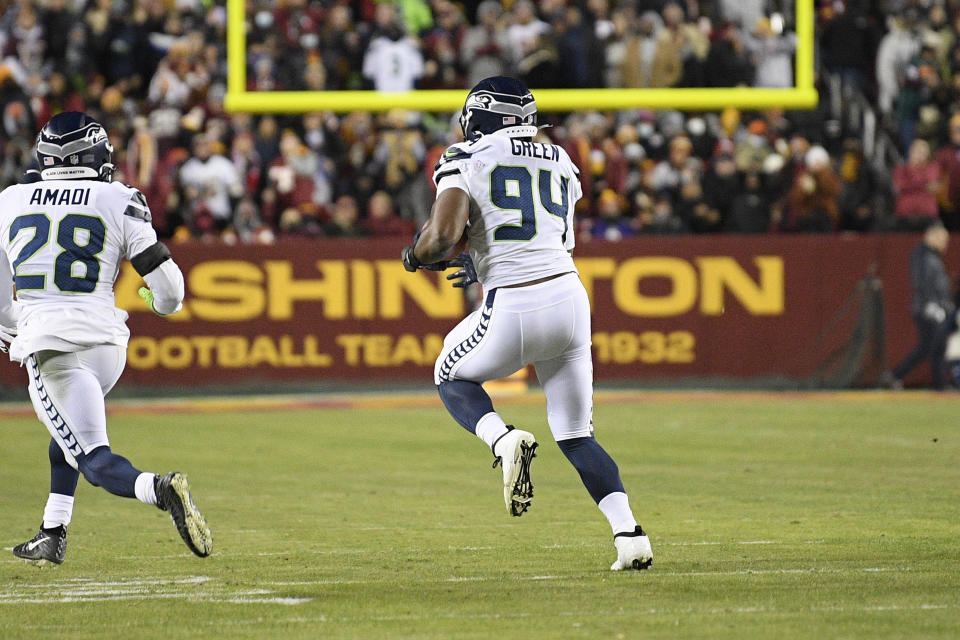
[492,426,538,517]
[611,526,653,571]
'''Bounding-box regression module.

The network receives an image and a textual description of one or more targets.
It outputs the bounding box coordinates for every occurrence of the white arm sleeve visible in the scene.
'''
[142,259,185,315]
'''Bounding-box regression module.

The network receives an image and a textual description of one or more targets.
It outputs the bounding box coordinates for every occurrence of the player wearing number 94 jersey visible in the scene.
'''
[0,112,211,565]
[402,77,653,571]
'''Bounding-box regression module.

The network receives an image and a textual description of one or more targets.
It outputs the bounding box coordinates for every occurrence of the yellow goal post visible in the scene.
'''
[224,0,817,113]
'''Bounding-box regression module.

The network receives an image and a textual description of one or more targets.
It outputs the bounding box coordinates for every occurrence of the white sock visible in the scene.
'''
[134,472,158,506]
[598,492,638,535]
[42,493,75,529]
[475,412,510,451]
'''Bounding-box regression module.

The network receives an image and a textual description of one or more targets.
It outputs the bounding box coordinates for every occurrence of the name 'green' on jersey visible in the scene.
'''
[0,180,160,357]
[433,133,582,289]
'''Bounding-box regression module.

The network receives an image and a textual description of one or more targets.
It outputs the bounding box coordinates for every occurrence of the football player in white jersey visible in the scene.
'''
[0,112,212,565]
[402,77,653,570]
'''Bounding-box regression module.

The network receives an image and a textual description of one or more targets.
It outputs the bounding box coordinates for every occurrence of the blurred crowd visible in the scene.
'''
[2,0,960,242]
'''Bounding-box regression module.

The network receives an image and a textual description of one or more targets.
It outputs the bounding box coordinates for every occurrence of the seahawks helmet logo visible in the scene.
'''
[465,93,494,110]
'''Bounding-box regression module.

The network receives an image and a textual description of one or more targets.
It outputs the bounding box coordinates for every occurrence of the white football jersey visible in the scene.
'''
[433,132,582,289]
[0,179,159,360]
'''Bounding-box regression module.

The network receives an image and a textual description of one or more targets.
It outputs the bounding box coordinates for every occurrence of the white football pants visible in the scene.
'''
[26,345,126,470]
[435,272,594,441]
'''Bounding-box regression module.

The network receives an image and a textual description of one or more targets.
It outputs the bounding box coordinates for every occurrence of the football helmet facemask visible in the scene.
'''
[459,76,538,142]
[36,111,115,182]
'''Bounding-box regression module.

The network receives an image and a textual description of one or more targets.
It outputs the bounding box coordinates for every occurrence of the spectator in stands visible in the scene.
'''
[716,0,765,33]
[421,1,467,90]
[362,3,424,92]
[820,2,876,95]
[318,4,364,90]
[887,221,954,391]
[935,113,960,230]
[557,5,605,88]
[505,0,550,69]
[373,110,429,223]
[618,11,683,89]
[590,189,635,241]
[744,17,797,88]
[876,14,920,117]
[640,192,686,234]
[179,135,242,231]
[784,145,841,232]
[837,138,883,232]
[893,139,941,231]
[460,1,511,88]
[363,191,416,237]
[323,195,367,238]
[677,177,722,233]
[703,22,753,87]
[702,148,740,224]
[264,129,321,223]
[728,171,770,233]
[648,135,701,201]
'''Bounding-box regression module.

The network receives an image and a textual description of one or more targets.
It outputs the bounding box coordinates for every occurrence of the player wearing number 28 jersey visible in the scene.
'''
[403,77,653,571]
[0,112,211,565]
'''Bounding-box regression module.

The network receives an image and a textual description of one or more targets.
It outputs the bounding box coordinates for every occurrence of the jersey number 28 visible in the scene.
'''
[9,213,105,293]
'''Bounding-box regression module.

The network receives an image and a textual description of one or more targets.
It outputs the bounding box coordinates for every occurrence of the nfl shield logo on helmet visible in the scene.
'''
[69,155,79,165]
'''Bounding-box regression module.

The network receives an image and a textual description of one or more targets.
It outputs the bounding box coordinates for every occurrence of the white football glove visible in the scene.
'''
[923,302,947,324]
[0,325,16,354]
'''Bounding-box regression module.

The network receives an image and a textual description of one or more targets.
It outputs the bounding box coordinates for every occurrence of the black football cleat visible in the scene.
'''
[155,472,212,557]
[13,524,67,566]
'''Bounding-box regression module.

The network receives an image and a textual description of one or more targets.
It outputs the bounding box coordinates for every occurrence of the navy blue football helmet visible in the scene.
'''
[36,111,115,181]
[459,76,538,142]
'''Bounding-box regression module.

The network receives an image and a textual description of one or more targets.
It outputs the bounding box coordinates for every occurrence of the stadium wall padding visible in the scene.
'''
[1,235,954,391]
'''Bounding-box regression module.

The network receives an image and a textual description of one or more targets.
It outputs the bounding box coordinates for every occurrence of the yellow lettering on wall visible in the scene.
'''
[365,335,392,366]
[350,260,376,319]
[573,257,616,308]
[613,257,697,317]
[392,334,424,365]
[127,337,157,368]
[303,336,333,366]
[264,260,347,320]
[218,336,249,368]
[159,336,192,369]
[190,261,265,321]
[696,256,784,315]
[336,334,364,366]
[376,261,463,319]
[248,335,281,367]
[192,336,217,367]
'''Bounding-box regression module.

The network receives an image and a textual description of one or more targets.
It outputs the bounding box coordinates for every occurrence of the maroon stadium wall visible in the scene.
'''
[1,235,955,390]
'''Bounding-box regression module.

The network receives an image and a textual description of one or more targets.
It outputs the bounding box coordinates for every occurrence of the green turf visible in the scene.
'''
[1,392,958,639]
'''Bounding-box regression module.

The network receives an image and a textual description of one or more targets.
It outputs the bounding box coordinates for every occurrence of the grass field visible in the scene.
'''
[0,390,958,639]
